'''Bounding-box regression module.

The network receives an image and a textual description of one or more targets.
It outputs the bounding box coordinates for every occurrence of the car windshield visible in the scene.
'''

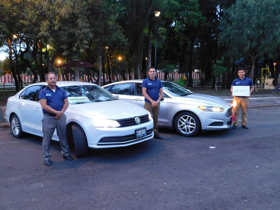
[63,85,115,104]
[162,82,192,97]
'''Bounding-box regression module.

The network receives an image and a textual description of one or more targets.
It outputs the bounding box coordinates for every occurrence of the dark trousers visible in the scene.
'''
[42,114,69,160]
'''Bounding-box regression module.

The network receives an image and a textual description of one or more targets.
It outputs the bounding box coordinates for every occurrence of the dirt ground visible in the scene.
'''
[0,91,16,106]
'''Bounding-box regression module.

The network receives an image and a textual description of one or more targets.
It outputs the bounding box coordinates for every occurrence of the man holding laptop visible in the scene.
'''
[231,69,254,129]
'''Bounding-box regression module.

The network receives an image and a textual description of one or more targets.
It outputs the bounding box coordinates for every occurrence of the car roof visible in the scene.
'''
[102,79,174,87]
[29,81,98,87]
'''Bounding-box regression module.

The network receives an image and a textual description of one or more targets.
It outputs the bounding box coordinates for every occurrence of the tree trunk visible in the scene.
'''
[188,37,194,87]
[98,52,102,86]
[107,54,111,83]
[147,26,152,71]
[103,63,106,85]
[249,54,257,81]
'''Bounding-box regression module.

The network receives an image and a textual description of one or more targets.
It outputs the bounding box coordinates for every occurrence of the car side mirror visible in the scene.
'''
[161,98,164,101]
[113,94,119,99]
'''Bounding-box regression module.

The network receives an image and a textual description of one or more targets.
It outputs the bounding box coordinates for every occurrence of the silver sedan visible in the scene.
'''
[103,80,234,137]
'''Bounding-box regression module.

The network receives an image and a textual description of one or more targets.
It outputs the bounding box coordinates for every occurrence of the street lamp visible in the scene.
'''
[154,11,160,69]
[0,54,6,90]
[118,56,122,61]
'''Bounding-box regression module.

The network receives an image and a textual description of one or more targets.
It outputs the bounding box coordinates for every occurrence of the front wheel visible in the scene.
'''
[174,112,200,137]
[71,124,88,157]
[10,114,24,138]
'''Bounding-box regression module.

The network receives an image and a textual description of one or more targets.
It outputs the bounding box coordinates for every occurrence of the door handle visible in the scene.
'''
[134,98,143,101]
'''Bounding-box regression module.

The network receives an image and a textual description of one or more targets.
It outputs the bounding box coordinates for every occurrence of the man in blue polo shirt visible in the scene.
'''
[39,72,73,166]
[231,69,254,129]
[142,67,164,139]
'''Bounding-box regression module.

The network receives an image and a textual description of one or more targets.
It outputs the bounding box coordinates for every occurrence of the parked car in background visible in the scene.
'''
[103,80,234,137]
[6,81,154,157]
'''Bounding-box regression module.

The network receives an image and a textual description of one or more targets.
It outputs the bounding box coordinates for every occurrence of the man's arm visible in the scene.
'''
[230,86,233,93]
[156,88,163,104]
[142,87,158,107]
[39,99,60,115]
[55,98,69,118]
[250,85,254,94]
[39,98,69,119]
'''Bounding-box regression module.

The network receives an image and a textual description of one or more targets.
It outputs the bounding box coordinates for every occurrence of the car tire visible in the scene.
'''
[174,112,200,137]
[71,124,88,157]
[10,114,24,138]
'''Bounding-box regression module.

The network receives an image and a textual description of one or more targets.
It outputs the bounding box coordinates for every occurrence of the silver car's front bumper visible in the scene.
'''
[200,107,233,130]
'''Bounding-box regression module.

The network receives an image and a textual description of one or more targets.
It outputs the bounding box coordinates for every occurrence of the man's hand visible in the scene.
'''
[151,100,158,107]
[55,111,64,119]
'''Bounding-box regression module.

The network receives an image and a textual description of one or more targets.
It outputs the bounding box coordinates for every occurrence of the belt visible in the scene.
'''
[44,113,56,117]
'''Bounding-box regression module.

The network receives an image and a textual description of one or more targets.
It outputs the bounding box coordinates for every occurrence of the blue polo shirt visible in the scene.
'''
[142,77,163,103]
[39,85,68,113]
[232,77,254,87]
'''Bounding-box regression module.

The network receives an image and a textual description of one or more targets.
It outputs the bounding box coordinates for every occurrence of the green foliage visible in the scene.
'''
[219,0,280,79]
[213,62,227,76]
[175,77,186,87]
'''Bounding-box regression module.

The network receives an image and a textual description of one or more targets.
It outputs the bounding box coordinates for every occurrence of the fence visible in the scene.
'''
[0,72,200,84]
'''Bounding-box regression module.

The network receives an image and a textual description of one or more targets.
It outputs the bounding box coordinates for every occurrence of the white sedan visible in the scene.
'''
[6,81,154,157]
[103,80,234,137]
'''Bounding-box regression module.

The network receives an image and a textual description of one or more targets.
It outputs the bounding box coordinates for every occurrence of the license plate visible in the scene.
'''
[136,128,146,138]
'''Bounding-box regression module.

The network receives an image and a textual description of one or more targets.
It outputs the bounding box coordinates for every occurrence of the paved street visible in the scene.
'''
[1,106,280,210]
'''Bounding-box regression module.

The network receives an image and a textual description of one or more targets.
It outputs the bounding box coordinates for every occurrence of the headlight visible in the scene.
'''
[92,118,120,128]
[230,101,237,107]
[148,112,152,120]
[198,106,224,112]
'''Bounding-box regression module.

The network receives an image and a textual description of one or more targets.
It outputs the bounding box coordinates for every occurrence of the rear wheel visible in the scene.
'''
[71,124,88,157]
[10,114,24,138]
[174,112,200,137]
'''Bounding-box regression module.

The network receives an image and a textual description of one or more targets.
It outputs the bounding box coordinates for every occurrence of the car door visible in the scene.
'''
[132,82,170,126]
[18,85,43,134]
[104,83,134,102]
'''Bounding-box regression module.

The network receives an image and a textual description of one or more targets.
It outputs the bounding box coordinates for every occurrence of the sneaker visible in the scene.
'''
[44,159,52,166]
[232,125,237,129]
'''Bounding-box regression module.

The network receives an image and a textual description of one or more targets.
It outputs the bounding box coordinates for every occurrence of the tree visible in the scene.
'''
[213,60,227,91]
[164,0,205,87]
[219,0,280,81]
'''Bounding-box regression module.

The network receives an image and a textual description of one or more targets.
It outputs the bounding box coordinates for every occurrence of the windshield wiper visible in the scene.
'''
[180,93,190,96]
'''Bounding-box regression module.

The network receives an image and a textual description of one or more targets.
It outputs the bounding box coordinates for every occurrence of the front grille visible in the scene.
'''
[116,114,150,127]
[227,118,232,125]
[226,107,233,117]
[98,129,153,145]
[209,122,223,126]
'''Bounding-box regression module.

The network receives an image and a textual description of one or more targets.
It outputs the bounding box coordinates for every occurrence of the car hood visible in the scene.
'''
[69,100,148,119]
[174,93,230,107]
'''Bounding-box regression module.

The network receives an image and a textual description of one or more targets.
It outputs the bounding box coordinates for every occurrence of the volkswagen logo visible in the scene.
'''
[135,116,141,125]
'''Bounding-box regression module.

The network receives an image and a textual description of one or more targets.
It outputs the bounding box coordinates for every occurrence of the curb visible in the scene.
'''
[249,104,280,108]
[0,121,10,128]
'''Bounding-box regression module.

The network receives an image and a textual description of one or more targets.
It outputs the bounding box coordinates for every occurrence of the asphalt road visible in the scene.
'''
[1,106,280,210]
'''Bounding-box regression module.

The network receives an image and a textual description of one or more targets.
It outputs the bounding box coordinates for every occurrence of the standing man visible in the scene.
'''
[142,67,164,139]
[231,69,254,129]
[39,72,73,166]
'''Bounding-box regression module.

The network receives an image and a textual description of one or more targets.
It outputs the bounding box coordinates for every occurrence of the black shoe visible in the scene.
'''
[232,125,237,129]
[154,134,163,139]
[63,155,73,161]
[242,125,249,129]
[44,159,52,166]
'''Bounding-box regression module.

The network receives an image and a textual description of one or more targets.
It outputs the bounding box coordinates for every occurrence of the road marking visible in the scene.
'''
[224,97,279,101]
